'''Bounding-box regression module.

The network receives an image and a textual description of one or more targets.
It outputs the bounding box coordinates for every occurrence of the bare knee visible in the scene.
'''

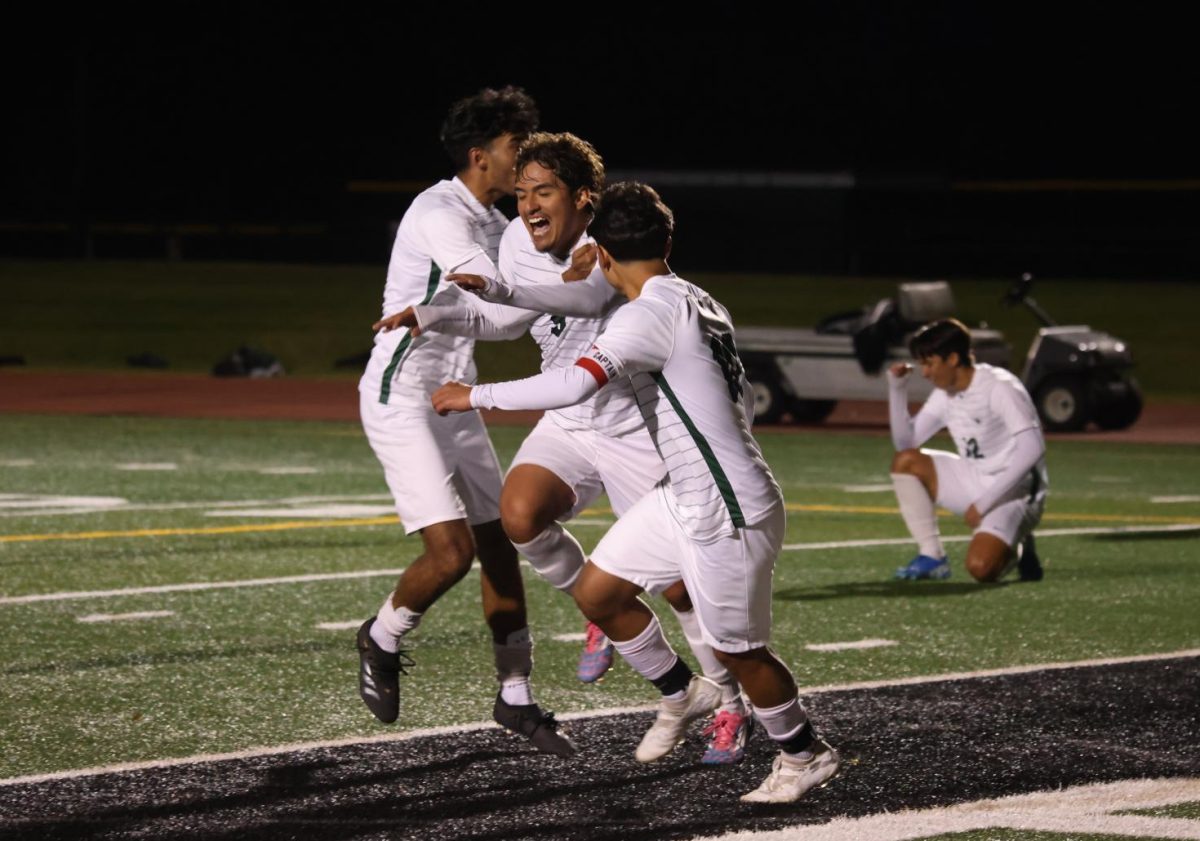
[891,448,927,475]
[421,525,476,582]
[965,534,1012,583]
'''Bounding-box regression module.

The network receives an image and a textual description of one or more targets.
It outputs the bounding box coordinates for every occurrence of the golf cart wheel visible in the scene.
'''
[745,366,786,424]
[1034,376,1088,432]
[1093,376,1143,430]
[790,398,837,424]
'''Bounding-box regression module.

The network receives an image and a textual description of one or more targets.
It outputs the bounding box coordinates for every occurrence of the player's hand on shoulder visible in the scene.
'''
[447,273,490,294]
[431,381,473,415]
[562,243,597,282]
[889,362,913,380]
[373,307,421,336]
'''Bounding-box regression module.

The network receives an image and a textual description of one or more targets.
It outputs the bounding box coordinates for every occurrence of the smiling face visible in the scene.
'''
[515,161,593,259]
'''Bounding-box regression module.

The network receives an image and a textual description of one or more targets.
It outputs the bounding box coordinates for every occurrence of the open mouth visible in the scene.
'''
[528,215,551,236]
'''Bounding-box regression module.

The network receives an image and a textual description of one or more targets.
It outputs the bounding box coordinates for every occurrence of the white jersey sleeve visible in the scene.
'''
[581,295,675,382]
[413,208,497,279]
[485,270,623,319]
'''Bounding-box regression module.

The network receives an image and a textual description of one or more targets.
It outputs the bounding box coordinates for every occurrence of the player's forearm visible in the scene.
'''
[972,428,1046,514]
[503,274,620,318]
[470,365,600,411]
[413,304,527,341]
[887,376,915,450]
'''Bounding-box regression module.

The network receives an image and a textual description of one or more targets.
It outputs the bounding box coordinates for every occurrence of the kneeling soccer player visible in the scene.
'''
[432,182,839,803]
[888,318,1048,582]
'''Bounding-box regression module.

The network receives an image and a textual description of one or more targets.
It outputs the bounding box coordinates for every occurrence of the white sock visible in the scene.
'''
[372,594,422,653]
[671,607,741,709]
[892,472,945,558]
[610,612,679,683]
[512,523,585,592]
[752,696,810,753]
[494,627,535,706]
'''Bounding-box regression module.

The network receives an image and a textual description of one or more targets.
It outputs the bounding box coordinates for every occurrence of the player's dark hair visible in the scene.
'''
[515,132,605,209]
[909,318,974,367]
[590,182,674,261]
[440,86,539,172]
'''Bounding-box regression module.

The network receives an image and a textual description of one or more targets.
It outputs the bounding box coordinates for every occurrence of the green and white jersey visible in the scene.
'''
[496,220,642,435]
[359,177,507,404]
[581,274,782,541]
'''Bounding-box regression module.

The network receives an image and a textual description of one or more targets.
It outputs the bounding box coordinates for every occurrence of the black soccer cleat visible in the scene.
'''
[493,693,577,758]
[357,618,412,724]
[1018,534,1044,582]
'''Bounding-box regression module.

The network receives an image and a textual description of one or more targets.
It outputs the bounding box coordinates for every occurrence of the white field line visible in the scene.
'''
[782,522,1200,551]
[256,467,320,475]
[4,523,1195,607]
[0,459,36,467]
[204,505,397,519]
[315,620,363,631]
[0,494,127,511]
[2,648,1197,789]
[115,463,177,471]
[840,484,894,493]
[77,611,175,624]
[1153,495,1200,504]
[805,639,897,652]
[0,493,394,519]
[552,632,588,642]
[697,777,1200,841]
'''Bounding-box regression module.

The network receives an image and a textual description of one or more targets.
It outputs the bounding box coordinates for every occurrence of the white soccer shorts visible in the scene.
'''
[590,485,784,653]
[926,448,1046,548]
[360,391,503,534]
[509,415,666,519]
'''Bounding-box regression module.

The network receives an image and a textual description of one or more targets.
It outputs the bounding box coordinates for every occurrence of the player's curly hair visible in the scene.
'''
[440,86,539,172]
[909,318,974,367]
[590,182,674,261]
[515,132,605,209]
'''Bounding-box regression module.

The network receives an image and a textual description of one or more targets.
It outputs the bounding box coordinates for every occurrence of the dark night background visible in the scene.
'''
[4,5,1197,277]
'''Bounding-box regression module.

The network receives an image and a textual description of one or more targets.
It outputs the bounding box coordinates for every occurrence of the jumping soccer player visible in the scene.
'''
[889,318,1048,582]
[431,182,840,803]
[355,87,574,757]
[376,134,751,764]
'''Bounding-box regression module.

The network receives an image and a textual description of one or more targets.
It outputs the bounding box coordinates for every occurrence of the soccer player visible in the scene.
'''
[888,318,1048,582]
[355,87,574,757]
[431,182,840,803]
[377,134,751,764]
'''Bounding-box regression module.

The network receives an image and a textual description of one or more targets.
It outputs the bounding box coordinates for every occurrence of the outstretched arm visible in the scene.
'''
[432,364,600,415]
[449,270,622,319]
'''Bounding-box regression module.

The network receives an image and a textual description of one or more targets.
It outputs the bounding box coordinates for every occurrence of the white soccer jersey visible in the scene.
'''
[359,177,508,404]
[581,274,782,541]
[910,364,1049,487]
[495,220,642,435]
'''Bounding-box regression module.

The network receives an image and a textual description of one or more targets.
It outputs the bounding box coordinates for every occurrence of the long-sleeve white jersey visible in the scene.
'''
[416,219,643,436]
[359,177,507,404]
[889,362,1049,509]
[473,274,782,542]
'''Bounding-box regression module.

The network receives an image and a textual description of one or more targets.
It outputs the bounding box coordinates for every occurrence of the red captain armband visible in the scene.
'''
[575,357,609,387]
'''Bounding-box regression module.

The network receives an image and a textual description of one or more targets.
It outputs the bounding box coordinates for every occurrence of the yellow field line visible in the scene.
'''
[2,504,1196,545]
[0,517,397,544]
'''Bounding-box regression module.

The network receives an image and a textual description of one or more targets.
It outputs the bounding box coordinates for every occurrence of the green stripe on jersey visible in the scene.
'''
[651,373,746,527]
[379,262,442,404]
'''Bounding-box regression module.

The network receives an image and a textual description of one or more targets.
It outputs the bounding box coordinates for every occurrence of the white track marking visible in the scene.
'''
[0,459,35,467]
[840,484,894,493]
[77,611,174,624]
[697,777,1200,840]
[115,463,178,471]
[315,620,363,631]
[2,648,1197,788]
[0,493,393,519]
[1153,495,1200,504]
[782,523,1200,551]
[552,632,588,642]
[805,639,897,652]
[257,467,320,475]
[205,505,396,519]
